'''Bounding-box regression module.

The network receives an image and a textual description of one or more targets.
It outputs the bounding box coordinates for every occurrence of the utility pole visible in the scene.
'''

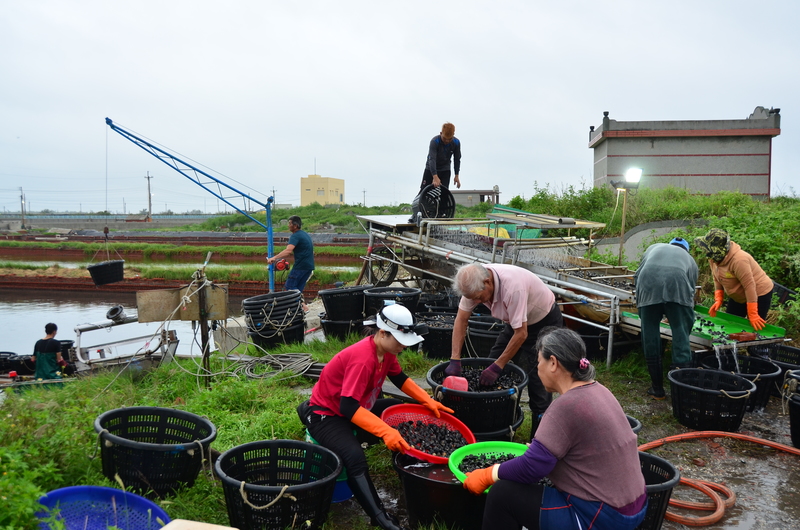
[19,187,25,229]
[363,189,366,207]
[123,197,126,215]
[144,172,153,220]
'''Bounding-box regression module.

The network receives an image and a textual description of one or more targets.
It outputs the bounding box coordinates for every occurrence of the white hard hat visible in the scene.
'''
[376,304,425,347]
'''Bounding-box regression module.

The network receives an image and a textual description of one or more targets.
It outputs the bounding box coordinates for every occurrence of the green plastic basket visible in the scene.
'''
[447,441,528,487]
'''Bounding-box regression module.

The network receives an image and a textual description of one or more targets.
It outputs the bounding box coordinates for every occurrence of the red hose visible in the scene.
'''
[639,431,800,526]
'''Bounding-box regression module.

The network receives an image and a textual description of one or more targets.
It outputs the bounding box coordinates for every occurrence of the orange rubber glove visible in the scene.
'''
[351,407,410,453]
[708,290,724,317]
[463,465,497,495]
[747,302,766,331]
[401,379,454,418]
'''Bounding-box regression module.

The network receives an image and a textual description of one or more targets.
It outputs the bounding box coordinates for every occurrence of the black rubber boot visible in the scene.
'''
[646,358,666,400]
[347,473,407,530]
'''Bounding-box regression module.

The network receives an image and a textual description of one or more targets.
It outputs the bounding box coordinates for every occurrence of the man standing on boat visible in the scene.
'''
[32,322,64,380]
[267,215,315,302]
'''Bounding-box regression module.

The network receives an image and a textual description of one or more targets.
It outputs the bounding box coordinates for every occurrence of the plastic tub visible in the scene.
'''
[700,354,782,411]
[318,284,372,321]
[37,485,170,530]
[320,315,364,341]
[364,287,422,316]
[94,407,217,497]
[427,358,528,434]
[627,414,643,435]
[214,440,340,530]
[789,394,800,448]
[472,407,525,442]
[668,368,756,432]
[748,343,800,397]
[87,260,125,286]
[248,321,305,347]
[393,452,485,530]
[637,452,681,530]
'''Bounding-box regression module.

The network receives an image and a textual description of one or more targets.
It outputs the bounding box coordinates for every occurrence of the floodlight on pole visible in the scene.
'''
[612,168,643,265]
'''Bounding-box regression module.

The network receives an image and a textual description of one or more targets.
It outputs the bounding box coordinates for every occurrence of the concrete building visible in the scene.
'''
[450,186,501,207]
[589,107,781,198]
[300,174,345,206]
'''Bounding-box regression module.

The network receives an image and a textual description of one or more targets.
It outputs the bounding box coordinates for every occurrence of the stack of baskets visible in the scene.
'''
[318,284,372,340]
[243,291,305,347]
[668,368,756,432]
[94,407,217,497]
[427,358,527,441]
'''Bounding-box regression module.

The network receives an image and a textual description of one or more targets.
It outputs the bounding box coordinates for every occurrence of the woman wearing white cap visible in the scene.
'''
[297,304,452,530]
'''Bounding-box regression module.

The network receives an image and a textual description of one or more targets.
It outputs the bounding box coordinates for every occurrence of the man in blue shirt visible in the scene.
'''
[267,215,315,300]
[419,122,462,190]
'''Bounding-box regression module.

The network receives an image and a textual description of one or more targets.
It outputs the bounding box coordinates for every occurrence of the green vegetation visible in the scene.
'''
[0,334,682,530]
[0,241,365,260]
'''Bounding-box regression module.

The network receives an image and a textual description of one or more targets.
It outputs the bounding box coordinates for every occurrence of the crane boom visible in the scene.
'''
[105,117,278,291]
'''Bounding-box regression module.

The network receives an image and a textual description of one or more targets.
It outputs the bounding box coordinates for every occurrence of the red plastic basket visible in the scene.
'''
[381,403,476,464]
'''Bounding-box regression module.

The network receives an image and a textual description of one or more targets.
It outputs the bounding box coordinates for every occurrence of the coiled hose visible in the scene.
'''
[638,431,800,526]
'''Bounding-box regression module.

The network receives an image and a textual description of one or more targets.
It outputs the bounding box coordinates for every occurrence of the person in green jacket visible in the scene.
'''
[32,322,64,380]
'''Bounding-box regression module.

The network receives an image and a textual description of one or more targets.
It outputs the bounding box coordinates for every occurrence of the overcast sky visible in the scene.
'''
[2,1,798,215]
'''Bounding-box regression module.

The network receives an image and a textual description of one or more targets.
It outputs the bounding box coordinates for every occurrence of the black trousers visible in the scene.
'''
[420,168,451,189]
[726,291,772,320]
[488,303,564,416]
[297,398,401,477]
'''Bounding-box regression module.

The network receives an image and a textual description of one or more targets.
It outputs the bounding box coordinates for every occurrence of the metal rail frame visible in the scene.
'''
[360,216,625,366]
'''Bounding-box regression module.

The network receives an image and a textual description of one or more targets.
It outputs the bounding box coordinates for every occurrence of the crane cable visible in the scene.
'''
[638,429,800,526]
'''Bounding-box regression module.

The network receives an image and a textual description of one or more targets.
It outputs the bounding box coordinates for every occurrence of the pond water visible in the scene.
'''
[0,289,247,358]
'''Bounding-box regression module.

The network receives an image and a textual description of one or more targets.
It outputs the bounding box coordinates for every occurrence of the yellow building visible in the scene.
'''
[300,174,345,206]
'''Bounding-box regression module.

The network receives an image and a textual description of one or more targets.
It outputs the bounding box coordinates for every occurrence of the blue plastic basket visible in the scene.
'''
[37,485,170,530]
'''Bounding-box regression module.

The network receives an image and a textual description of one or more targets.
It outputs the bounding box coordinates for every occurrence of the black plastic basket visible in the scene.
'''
[748,343,800,397]
[473,406,525,442]
[318,284,372,321]
[420,324,454,359]
[627,414,643,435]
[772,281,797,307]
[427,358,528,433]
[789,394,800,448]
[364,287,422,316]
[94,407,217,497]
[214,440,341,530]
[320,316,364,341]
[700,354,782,411]
[87,260,125,286]
[668,369,756,432]
[636,452,680,530]
[249,322,305,347]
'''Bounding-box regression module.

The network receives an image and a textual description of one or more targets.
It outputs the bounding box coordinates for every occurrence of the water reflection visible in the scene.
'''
[0,289,246,357]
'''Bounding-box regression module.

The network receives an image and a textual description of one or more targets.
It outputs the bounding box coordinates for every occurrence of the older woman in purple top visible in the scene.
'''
[463,327,647,530]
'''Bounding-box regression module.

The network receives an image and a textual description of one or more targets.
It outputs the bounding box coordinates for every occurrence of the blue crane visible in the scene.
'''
[105,118,278,291]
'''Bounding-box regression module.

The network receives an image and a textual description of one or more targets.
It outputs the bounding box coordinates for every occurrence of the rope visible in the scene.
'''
[719,389,750,399]
[238,482,296,510]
